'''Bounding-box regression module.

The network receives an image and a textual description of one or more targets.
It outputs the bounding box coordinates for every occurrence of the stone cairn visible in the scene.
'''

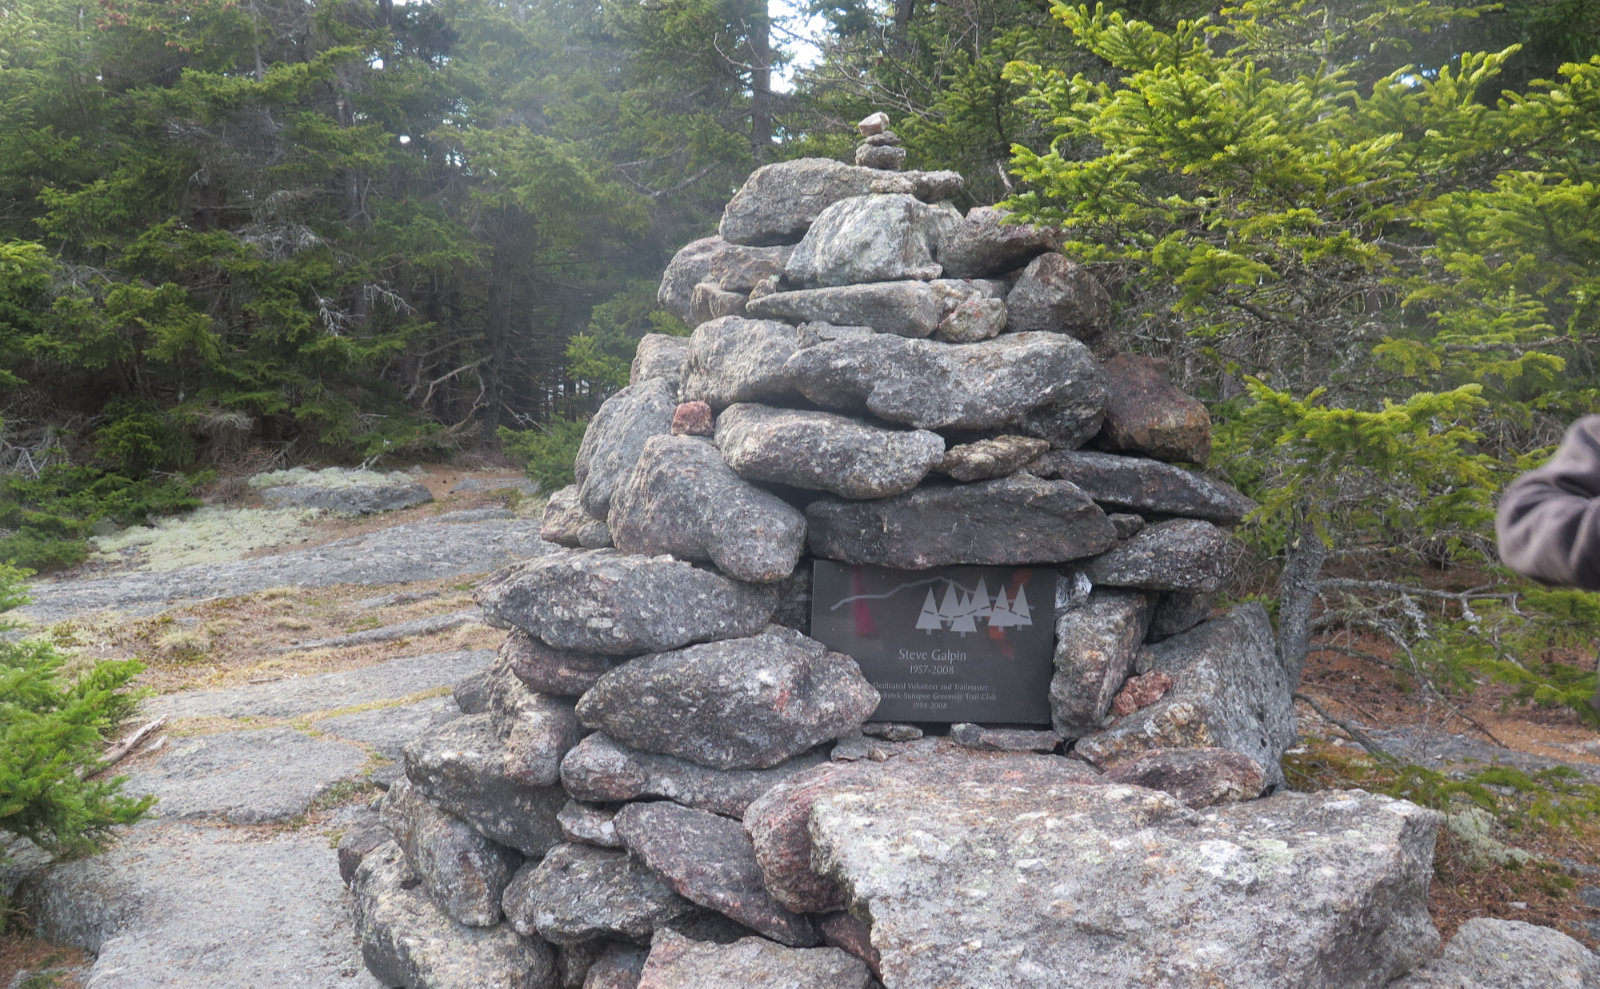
[337,115,1457,989]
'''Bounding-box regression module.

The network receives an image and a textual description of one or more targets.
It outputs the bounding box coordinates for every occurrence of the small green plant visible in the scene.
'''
[498,418,588,493]
[0,464,201,572]
[0,563,154,863]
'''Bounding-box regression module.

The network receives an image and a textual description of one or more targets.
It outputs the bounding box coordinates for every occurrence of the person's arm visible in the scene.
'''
[1497,416,1600,590]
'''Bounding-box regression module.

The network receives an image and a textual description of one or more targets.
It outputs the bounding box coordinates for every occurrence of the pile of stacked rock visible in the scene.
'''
[339,120,1479,989]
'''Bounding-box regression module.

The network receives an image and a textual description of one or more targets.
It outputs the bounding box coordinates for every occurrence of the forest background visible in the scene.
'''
[1,0,1600,719]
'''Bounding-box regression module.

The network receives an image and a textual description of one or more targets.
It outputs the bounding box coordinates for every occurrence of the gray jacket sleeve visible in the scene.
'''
[1497,416,1600,590]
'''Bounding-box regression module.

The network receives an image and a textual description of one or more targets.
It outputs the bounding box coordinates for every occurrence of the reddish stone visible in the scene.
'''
[1098,354,1212,465]
[1111,670,1174,717]
[818,912,881,980]
[670,401,715,436]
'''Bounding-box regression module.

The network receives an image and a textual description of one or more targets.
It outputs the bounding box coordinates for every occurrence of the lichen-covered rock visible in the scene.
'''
[854,143,906,169]
[1004,252,1112,342]
[500,629,617,698]
[1390,917,1600,988]
[1081,518,1235,592]
[613,802,818,947]
[402,714,568,858]
[1050,589,1152,738]
[935,294,1007,342]
[679,316,807,409]
[689,283,747,324]
[938,206,1063,279]
[782,331,1106,443]
[747,281,943,338]
[337,816,390,887]
[352,840,557,989]
[574,378,678,519]
[501,843,698,946]
[540,486,612,550]
[1098,353,1213,464]
[379,779,522,927]
[475,548,779,656]
[805,474,1116,569]
[1074,603,1297,790]
[719,158,933,246]
[575,626,878,771]
[783,194,957,287]
[487,671,583,787]
[1030,449,1256,525]
[1100,747,1267,808]
[809,785,1440,989]
[936,435,1050,482]
[629,334,690,389]
[557,800,622,849]
[607,434,806,583]
[636,931,869,989]
[560,733,829,818]
[657,236,791,324]
[256,471,433,516]
[949,723,1062,753]
[714,403,945,499]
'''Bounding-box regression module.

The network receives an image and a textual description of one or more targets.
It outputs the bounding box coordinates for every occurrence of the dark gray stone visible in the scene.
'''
[636,931,868,989]
[379,779,522,927]
[810,785,1440,989]
[629,334,690,388]
[338,815,390,887]
[541,485,613,550]
[1050,589,1152,739]
[1029,449,1257,525]
[1004,252,1112,342]
[1080,518,1235,592]
[1101,747,1267,808]
[936,435,1049,482]
[715,403,945,499]
[502,843,697,946]
[1150,590,1215,640]
[1391,917,1600,988]
[501,629,618,697]
[805,474,1116,569]
[854,143,906,169]
[608,434,806,583]
[353,840,557,989]
[558,800,622,849]
[782,331,1106,442]
[583,943,647,989]
[454,670,495,714]
[575,626,878,771]
[402,714,567,858]
[475,548,780,656]
[657,237,792,325]
[1074,602,1297,789]
[747,281,943,338]
[613,802,817,947]
[679,316,808,410]
[487,670,584,787]
[574,379,678,519]
[938,206,1063,279]
[783,194,957,287]
[769,563,814,635]
[560,733,830,818]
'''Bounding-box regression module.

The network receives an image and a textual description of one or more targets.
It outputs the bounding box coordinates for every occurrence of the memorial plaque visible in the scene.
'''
[810,560,1056,725]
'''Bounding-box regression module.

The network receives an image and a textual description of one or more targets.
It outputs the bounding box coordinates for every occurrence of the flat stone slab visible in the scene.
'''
[19,518,554,625]
[1392,917,1600,988]
[636,931,869,989]
[1030,449,1255,525]
[124,727,368,824]
[143,649,494,721]
[501,842,696,945]
[715,403,944,499]
[559,732,830,818]
[1081,518,1234,593]
[810,784,1441,989]
[258,478,433,516]
[15,818,383,989]
[680,316,809,410]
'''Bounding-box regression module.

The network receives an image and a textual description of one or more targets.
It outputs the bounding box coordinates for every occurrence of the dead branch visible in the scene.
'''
[89,716,168,777]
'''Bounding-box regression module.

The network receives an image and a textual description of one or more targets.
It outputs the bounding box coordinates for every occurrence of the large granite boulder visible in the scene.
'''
[783,194,958,286]
[1004,252,1112,342]
[574,378,678,519]
[607,434,806,583]
[475,549,779,656]
[1080,517,1235,593]
[805,474,1116,569]
[1073,602,1296,790]
[782,331,1107,443]
[353,841,557,989]
[630,334,690,388]
[714,403,945,499]
[613,802,817,947]
[1050,588,1152,738]
[810,784,1441,989]
[657,236,791,325]
[679,316,807,409]
[636,931,869,989]
[1030,449,1256,525]
[500,843,697,946]
[401,715,568,858]
[560,733,829,818]
[379,780,522,928]
[574,626,879,770]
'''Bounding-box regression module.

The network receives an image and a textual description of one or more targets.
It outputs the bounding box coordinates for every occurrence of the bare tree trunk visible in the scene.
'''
[1276,506,1328,689]
[748,2,774,165]
[891,0,916,55]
